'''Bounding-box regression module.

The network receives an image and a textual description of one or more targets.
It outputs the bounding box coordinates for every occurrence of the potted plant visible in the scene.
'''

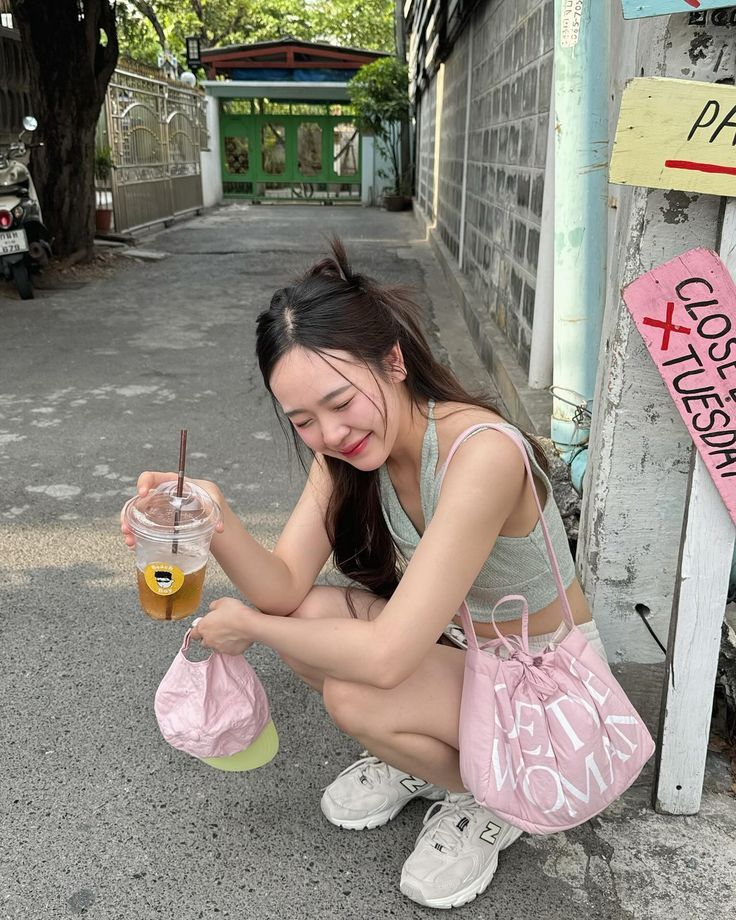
[348,57,412,210]
[94,146,114,233]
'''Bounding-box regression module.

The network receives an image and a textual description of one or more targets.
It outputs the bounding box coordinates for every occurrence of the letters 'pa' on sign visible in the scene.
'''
[610,77,736,197]
[622,1,734,19]
[623,248,736,524]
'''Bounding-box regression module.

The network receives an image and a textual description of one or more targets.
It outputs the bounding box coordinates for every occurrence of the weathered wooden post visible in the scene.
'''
[611,75,736,813]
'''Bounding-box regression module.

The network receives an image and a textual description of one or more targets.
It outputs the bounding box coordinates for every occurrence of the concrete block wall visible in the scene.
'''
[415,0,553,375]
[435,29,469,263]
[416,80,436,220]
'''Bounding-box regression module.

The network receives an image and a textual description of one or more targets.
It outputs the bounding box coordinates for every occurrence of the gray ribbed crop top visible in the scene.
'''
[378,401,576,622]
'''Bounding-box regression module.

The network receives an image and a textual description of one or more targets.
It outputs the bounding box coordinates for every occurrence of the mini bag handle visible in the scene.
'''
[438,423,575,653]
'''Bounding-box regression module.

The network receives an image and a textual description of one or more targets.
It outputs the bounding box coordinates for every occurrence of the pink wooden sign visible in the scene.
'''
[623,248,736,524]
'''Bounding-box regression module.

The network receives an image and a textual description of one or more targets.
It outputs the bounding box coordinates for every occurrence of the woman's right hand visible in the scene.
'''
[120,472,225,548]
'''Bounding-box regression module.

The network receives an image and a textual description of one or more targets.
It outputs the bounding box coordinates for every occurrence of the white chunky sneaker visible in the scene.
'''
[399,792,524,909]
[320,753,444,830]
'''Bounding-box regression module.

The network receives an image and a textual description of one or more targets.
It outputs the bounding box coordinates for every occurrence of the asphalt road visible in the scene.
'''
[1,204,733,920]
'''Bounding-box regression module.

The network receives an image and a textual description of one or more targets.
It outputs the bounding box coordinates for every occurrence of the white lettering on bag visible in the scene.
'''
[559,751,612,806]
[487,670,643,815]
[604,714,640,761]
[542,696,587,751]
[522,765,566,814]
[568,657,613,706]
[492,737,524,791]
[519,750,612,817]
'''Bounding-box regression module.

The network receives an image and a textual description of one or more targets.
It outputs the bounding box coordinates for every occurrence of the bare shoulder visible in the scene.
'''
[431,406,527,537]
[432,400,516,469]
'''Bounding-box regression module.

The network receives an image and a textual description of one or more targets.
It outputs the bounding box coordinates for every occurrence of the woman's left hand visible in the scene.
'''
[190,597,256,655]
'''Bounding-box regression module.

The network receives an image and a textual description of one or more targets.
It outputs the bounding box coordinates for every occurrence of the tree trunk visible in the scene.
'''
[129,0,167,53]
[11,0,118,259]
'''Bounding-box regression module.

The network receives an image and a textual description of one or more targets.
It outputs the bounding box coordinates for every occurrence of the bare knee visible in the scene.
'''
[323,677,370,735]
[287,586,341,621]
[287,585,387,622]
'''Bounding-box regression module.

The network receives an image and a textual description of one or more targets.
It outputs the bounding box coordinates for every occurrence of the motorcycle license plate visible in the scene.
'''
[0,229,28,256]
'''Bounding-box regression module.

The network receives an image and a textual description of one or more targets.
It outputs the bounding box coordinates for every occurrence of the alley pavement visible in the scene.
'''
[1,204,734,920]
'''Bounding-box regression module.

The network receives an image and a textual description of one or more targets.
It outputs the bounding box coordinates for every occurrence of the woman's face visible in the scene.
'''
[269,346,405,469]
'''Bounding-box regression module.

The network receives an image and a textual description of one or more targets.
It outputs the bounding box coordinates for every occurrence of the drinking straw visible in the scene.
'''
[165,429,188,620]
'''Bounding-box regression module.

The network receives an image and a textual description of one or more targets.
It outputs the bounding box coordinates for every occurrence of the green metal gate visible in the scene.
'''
[221,100,360,201]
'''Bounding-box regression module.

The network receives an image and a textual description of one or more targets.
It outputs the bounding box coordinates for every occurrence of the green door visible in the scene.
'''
[221,105,360,201]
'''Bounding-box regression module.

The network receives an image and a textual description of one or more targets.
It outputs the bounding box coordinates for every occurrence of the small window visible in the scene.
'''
[333,123,358,176]
[298,123,322,176]
[224,136,250,174]
[261,123,286,175]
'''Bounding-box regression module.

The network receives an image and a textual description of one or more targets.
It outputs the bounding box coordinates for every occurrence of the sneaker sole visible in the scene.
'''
[399,825,523,909]
[321,787,445,831]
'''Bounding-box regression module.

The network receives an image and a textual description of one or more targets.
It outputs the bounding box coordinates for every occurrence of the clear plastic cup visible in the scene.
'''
[123,481,221,621]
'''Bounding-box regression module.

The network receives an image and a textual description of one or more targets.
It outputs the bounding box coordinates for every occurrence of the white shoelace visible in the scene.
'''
[415,792,478,854]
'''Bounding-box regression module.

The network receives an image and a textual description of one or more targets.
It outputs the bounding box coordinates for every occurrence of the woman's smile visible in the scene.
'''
[338,434,371,458]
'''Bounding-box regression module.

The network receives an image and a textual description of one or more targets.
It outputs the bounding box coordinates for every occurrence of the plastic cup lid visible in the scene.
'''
[124,480,221,543]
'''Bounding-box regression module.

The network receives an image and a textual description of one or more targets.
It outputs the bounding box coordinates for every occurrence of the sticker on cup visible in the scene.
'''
[144,563,185,597]
[124,478,221,621]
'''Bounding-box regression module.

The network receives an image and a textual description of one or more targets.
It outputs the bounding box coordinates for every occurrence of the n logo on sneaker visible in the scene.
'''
[400,775,427,793]
[479,820,502,846]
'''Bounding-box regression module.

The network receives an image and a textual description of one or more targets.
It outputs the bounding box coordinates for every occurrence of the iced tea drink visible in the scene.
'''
[135,559,207,620]
[124,481,221,621]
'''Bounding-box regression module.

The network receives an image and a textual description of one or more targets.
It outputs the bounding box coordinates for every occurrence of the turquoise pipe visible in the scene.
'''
[552,0,610,493]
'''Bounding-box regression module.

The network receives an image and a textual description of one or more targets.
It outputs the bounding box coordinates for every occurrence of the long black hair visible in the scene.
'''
[256,239,547,604]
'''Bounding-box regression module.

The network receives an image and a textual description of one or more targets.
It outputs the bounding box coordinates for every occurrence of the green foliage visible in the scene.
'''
[313,0,395,51]
[347,57,410,195]
[116,0,395,69]
[94,146,113,181]
[347,57,409,135]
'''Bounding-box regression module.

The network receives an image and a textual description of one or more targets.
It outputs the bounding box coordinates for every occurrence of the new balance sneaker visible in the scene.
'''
[320,753,444,830]
[399,792,524,909]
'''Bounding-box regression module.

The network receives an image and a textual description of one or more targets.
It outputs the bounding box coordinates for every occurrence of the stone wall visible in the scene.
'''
[414,0,553,374]
[416,77,436,220]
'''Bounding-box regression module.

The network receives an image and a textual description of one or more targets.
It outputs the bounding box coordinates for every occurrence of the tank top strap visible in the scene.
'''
[420,400,439,523]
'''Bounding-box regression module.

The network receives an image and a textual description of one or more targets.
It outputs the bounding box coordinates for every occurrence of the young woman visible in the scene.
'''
[122,240,607,910]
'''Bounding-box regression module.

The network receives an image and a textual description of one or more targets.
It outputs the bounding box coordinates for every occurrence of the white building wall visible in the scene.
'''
[200,95,222,208]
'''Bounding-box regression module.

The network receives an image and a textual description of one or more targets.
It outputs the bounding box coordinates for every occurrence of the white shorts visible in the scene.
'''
[442,618,608,665]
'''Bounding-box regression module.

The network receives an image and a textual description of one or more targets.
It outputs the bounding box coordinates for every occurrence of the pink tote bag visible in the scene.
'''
[446,424,655,835]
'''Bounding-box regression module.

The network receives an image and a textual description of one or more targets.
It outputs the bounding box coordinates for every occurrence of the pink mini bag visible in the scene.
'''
[447,424,655,835]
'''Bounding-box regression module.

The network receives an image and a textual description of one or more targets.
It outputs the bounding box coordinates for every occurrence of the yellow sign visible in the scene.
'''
[144,562,185,596]
[610,77,736,197]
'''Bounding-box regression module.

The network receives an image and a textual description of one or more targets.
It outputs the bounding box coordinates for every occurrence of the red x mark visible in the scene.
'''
[642,301,691,351]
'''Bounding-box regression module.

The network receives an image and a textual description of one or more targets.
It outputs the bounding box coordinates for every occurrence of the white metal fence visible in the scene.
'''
[100,66,207,233]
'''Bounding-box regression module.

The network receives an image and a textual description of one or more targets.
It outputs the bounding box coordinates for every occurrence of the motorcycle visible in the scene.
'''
[0,115,52,300]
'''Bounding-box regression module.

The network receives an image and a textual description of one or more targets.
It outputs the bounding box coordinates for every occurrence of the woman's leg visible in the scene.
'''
[323,641,466,791]
[279,585,387,691]
[320,642,524,910]
[280,584,463,787]
[290,592,522,909]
